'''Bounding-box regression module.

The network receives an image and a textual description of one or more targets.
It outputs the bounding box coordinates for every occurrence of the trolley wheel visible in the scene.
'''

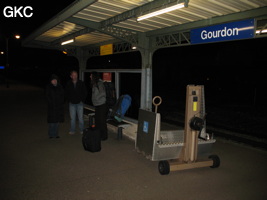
[158,160,170,175]
[209,155,220,168]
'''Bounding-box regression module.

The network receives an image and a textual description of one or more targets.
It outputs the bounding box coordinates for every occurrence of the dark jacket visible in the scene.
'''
[65,80,87,104]
[45,82,64,123]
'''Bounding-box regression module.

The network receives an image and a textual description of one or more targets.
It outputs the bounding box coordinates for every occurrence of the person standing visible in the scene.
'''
[90,72,108,140]
[45,74,64,139]
[65,70,87,134]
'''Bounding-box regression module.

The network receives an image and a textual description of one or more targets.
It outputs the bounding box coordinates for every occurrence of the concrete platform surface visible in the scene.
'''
[1,82,267,200]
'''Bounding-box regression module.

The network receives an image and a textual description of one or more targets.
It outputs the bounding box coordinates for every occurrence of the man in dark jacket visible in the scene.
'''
[65,70,87,134]
[45,74,64,138]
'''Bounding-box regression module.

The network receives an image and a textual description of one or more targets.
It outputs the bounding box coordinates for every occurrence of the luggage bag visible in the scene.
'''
[111,94,132,122]
[82,128,101,152]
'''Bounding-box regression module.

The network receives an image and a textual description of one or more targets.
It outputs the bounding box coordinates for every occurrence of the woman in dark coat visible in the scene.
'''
[45,74,64,138]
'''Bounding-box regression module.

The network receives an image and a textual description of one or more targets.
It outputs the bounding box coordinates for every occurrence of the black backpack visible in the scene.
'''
[103,82,116,108]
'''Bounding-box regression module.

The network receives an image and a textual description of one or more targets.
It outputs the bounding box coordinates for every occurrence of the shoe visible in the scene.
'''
[69,132,75,135]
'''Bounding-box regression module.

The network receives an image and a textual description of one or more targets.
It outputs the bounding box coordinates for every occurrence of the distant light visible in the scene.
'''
[61,39,74,46]
[0,66,5,69]
[137,3,184,21]
[0,51,4,55]
[132,46,137,50]
[62,51,68,55]
[15,35,21,39]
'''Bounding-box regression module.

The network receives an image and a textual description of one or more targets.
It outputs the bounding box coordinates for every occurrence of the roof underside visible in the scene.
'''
[23,0,267,51]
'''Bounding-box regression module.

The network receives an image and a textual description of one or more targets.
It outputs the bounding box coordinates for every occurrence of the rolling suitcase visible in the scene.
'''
[82,128,101,152]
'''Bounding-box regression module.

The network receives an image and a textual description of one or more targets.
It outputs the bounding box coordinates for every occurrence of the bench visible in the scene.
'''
[84,108,131,140]
[106,119,132,140]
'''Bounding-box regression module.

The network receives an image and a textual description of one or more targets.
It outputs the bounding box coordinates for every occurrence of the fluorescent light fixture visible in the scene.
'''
[238,26,254,31]
[137,3,184,21]
[61,39,74,46]
[256,29,267,34]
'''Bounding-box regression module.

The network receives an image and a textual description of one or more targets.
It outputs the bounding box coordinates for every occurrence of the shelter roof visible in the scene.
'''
[23,0,267,50]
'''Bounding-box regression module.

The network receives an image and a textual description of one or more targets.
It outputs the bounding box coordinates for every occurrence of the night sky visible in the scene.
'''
[0,0,76,67]
[0,0,77,83]
[0,0,76,38]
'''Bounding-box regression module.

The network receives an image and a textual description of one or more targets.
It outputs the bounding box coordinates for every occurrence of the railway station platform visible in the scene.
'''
[1,81,267,200]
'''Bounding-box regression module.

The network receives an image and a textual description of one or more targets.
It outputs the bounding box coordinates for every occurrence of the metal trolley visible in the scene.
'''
[136,85,220,175]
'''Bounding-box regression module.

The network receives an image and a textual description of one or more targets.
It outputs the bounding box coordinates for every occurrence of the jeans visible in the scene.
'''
[69,102,84,132]
[48,123,59,137]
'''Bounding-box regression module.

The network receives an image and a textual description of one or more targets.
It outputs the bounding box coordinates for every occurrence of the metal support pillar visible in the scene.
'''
[76,48,90,81]
[139,33,153,111]
[115,72,120,99]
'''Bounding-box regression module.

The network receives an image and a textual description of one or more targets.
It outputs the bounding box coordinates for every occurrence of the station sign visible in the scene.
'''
[100,44,113,56]
[191,19,255,44]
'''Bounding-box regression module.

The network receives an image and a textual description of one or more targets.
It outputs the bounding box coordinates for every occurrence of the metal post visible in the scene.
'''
[79,58,87,81]
[117,127,123,140]
[76,48,89,81]
[139,33,153,111]
[140,51,153,111]
[115,71,120,99]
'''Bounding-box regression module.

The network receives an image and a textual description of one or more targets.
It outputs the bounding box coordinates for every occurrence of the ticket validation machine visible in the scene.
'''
[136,85,220,175]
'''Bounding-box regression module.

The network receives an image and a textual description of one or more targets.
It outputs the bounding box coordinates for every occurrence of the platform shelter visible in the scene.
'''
[23,0,267,111]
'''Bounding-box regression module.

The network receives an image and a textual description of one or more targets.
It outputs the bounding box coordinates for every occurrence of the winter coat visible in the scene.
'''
[65,80,87,104]
[45,83,64,123]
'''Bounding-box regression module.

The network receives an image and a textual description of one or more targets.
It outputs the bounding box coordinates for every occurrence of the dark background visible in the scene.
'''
[0,0,78,85]
[1,1,267,141]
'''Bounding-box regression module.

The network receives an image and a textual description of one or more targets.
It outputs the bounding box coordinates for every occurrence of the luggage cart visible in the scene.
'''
[136,85,220,175]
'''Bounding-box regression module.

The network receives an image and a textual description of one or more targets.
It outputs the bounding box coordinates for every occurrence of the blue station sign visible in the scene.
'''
[191,19,255,44]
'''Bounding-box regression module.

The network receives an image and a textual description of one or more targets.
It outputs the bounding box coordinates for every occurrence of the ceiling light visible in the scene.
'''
[256,29,267,34]
[61,39,74,46]
[137,3,184,21]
